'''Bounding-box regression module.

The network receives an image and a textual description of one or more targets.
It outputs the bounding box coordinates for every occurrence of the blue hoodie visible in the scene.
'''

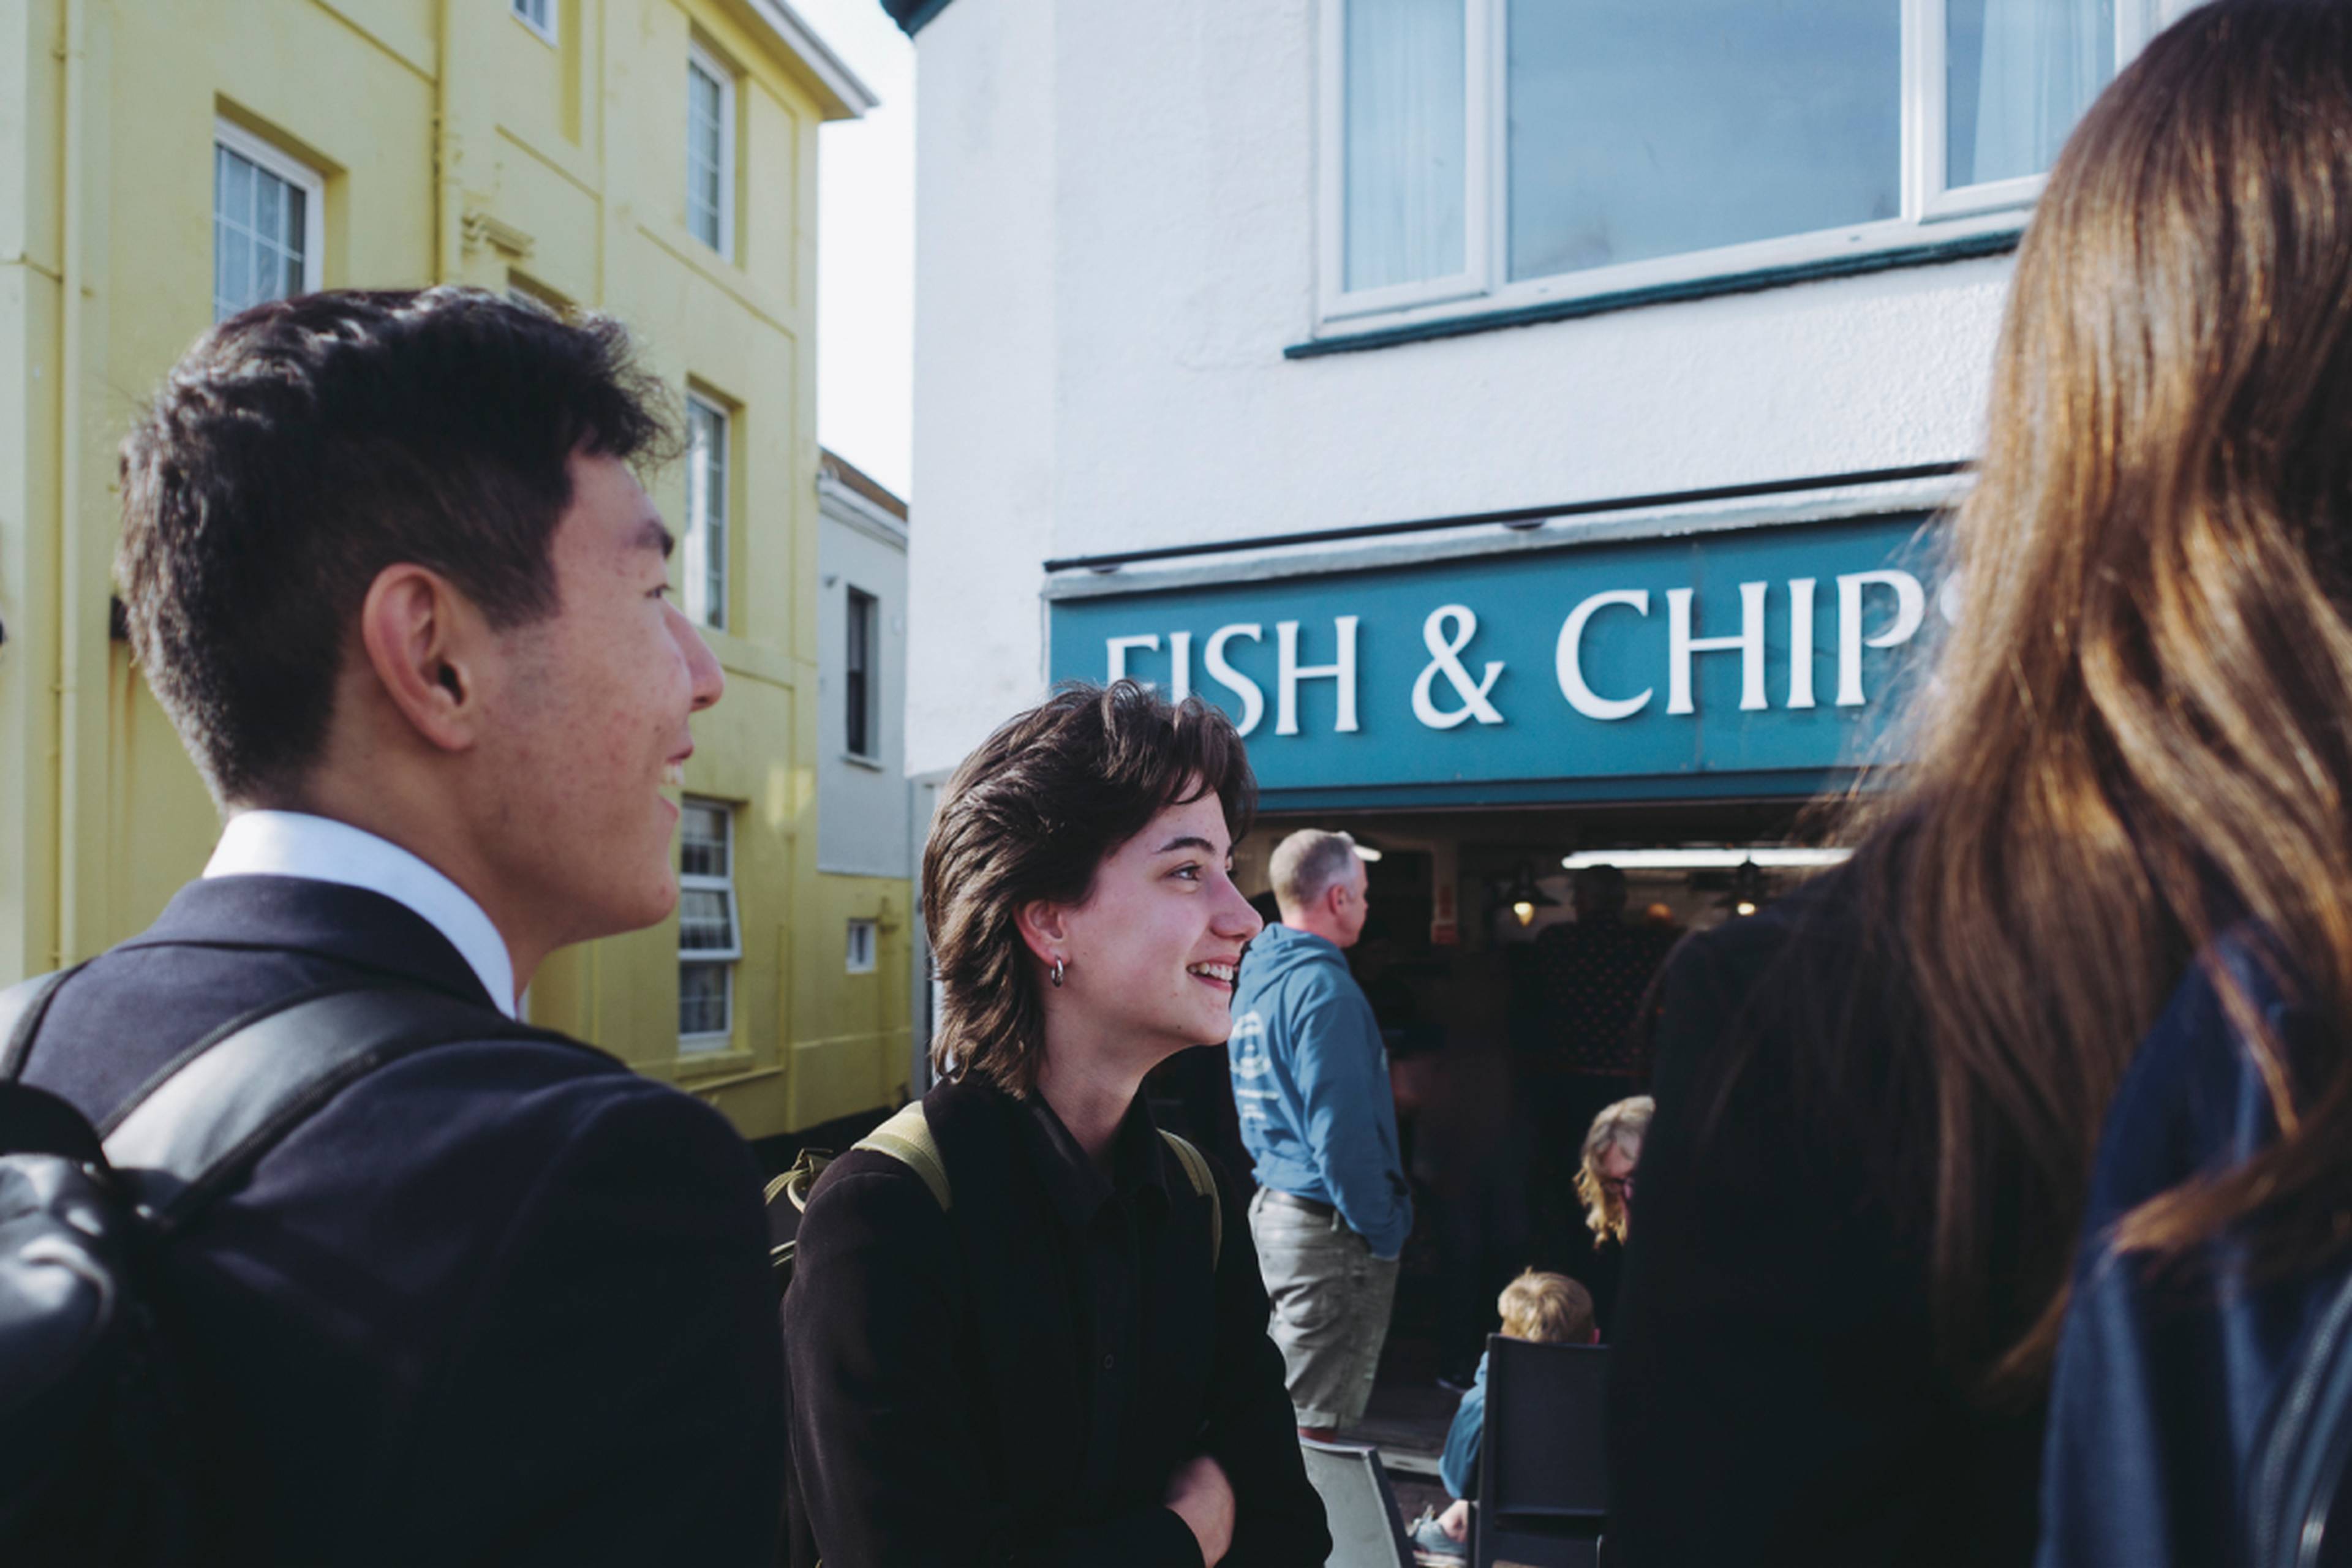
[1228,924,1412,1259]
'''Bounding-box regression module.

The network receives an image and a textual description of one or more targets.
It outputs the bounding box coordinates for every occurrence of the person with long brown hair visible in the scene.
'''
[1608,4,2352,1562]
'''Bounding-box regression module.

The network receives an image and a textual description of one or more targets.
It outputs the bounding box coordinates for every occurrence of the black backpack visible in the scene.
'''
[0,968,574,1564]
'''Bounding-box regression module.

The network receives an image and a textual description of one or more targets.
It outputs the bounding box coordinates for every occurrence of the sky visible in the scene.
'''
[793,0,916,503]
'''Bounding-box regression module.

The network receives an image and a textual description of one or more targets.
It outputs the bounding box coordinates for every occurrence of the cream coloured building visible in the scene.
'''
[0,0,910,1144]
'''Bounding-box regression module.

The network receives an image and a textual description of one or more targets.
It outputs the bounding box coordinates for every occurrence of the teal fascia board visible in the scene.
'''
[883,0,955,36]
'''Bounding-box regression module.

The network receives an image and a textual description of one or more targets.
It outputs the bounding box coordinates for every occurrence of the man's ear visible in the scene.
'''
[358,564,489,755]
[1014,899,1072,968]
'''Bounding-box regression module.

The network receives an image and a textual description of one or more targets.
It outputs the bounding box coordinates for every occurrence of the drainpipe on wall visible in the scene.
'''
[50,0,88,969]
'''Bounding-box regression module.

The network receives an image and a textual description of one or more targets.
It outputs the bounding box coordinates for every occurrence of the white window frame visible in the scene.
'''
[685,40,738,258]
[1314,0,2164,336]
[684,393,729,632]
[511,0,558,45]
[213,119,325,317]
[846,919,877,976]
[677,798,741,1052]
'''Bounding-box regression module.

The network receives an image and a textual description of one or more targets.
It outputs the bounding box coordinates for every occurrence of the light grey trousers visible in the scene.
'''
[1248,1187,1401,1431]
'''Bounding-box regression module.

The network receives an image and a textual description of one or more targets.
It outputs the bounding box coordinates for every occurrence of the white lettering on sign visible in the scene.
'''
[1836,571,1925,707]
[1100,566,1934,737]
[1787,578,1819,710]
[1667,581,1769,715]
[1412,605,1504,729]
[1204,623,1265,736]
[1556,589,1654,721]
[1106,634,1159,687]
[1276,617,1360,736]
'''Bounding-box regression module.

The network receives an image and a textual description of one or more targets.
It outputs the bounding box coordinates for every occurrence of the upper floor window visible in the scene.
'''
[677,798,740,1048]
[511,0,557,43]
[1321,0,2158,332]
[686,43,737,255]
[684,394,729,631]
[214,121,323,322]
[846,587,878,760]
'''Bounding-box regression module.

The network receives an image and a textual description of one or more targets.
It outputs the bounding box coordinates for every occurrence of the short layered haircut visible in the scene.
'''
[923,680,1257,1096]
[1499,1270,1595,1345]
[116,286,674,805]
[1270,828,1361,913]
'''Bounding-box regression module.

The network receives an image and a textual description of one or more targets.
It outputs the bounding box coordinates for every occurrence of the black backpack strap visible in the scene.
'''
[101,985,579,1232]
[0,965,91,1082]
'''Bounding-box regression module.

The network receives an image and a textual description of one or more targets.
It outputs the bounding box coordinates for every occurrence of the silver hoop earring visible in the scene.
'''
[1050,957,1066,989]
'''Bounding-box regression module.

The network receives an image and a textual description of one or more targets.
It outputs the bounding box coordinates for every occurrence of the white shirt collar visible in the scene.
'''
[203,810,519,1019]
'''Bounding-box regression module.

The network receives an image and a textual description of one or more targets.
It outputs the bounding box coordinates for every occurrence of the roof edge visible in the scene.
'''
[746,0,880,119]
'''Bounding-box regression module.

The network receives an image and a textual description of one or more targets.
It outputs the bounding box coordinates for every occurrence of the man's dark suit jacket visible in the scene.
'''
[783,1072,1331,1567]
[19,875,783,1565]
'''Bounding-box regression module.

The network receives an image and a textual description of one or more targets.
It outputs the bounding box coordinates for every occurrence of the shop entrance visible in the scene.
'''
[1150,793,1842,1491]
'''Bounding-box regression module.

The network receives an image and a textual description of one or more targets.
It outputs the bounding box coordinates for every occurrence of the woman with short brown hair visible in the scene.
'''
[782,681,1329,1567]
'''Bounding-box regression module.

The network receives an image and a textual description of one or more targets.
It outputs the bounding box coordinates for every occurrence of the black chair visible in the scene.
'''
[1297,1438,1416,1568]
[1472,1335,1608,1568]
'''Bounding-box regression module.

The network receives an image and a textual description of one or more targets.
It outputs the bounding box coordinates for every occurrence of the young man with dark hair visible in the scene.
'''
[10,288,776,1561]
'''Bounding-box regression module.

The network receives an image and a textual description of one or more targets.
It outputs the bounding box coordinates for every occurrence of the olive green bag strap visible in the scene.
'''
[812,1105,1217,1268]
[852,1100,952,1211]
[1159,1129,1223,1272]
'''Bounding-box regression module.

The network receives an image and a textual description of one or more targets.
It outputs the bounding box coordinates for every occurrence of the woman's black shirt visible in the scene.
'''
[782,1072,1330,1567]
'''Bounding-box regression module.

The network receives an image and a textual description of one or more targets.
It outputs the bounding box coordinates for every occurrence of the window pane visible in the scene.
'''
[685,400,726,630]
[1947,0,2112,187]
[214,201,239,321]
[1344,0,1466,292]
[680,799,729,877]
[254,176,284,250]
[679,963,729,1038]
[1505,0,1899,283]
[688,61,725,250]
[219,149,254,232]
[679,888,736,952]
[846,590,874,757]
[215,145,311,322]
[282,186,307,262]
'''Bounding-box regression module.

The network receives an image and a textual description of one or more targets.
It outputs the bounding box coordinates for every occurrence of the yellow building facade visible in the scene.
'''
[0,0,911,1143]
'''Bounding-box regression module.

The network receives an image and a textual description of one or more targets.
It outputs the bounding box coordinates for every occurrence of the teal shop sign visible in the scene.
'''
[1047,513,1945,809]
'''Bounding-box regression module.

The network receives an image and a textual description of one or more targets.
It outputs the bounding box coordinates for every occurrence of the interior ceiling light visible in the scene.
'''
[1352,844,1384,862]
[1561,846,1852,871]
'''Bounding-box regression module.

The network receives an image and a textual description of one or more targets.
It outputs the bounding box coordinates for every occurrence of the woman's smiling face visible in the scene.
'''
[1035,787,1265,1062]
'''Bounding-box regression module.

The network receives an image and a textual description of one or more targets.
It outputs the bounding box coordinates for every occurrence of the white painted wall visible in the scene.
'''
[817,481,914,877]
[907,0,2014,777]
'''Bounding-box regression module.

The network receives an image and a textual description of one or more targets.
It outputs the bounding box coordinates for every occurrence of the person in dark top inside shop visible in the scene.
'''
[1611,6,2352,1562]
[782,681,1330,1568]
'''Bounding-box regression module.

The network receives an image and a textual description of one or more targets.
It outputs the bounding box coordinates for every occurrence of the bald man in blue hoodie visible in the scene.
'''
[1229,829,1414,1441]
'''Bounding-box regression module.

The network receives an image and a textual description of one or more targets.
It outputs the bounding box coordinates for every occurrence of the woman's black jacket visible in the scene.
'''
[781,1071,1332,1567]
[1607,874,2048,1567]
